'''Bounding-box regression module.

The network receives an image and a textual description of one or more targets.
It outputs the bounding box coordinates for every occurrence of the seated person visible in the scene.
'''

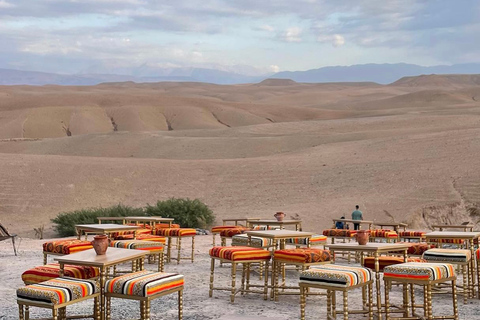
[335,216,346,229]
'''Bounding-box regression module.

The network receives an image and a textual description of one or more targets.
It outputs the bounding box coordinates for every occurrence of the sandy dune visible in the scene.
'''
[0,76,480,237]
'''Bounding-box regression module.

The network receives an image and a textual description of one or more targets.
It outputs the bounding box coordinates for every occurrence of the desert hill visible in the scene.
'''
[392,74,480,88]
[0,76,480,237]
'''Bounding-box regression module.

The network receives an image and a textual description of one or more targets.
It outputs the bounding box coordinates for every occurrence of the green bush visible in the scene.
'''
[145,198,215,229]
[51,204,144,237]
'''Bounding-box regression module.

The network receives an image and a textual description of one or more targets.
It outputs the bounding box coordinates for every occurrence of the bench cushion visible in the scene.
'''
[384,262,456,281]
[22,263,100,285]
[211,225,240,233]
[219,227,250,238]
[43,239,93,254]
[111,228,152,239]
[231,234,272,247]
[422,248,471,263]
[209,246,271,261]
[322,229,357,237]
[370,229,398,238]
[154,223,181,229]
[252,225,280,231]
[286,235,327,246]
[362,257,426,271]
[17,278,99,305]
[300,265,372,288]
[110,240,164,251]
[398,231,426,238]
[113,234,166,243]
[274,249,331,263]
[105,270,183,297]
[155,228,196,237]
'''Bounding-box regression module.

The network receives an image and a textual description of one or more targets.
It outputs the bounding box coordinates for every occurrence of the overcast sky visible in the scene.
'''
[1,0,479,75]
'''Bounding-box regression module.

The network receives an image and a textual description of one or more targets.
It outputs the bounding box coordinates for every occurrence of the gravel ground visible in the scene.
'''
[0,235,478,320]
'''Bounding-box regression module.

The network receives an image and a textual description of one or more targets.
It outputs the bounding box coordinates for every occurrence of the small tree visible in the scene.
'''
[145,198,215,229]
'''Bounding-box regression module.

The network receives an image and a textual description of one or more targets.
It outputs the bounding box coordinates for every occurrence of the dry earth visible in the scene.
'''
[0,77,480,237]
[1,235,478,320]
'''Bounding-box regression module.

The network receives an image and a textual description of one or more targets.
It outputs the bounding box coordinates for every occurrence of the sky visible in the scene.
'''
[0,0,479,75]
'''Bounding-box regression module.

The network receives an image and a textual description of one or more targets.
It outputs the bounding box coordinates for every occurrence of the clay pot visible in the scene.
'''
[355,230,369,245]
[91,234,109,255]
[274,212,285,222]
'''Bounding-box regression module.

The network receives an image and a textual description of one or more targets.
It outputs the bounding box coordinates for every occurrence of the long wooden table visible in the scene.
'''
[374,222,408,232]
[97,216,175,228]
[222,217,260,226]
[325,242,410,320]
[246,219,303,231]
[432,224,474,232]
[55,247,147,320]
[75,224,140,240]
[332,218,373,230]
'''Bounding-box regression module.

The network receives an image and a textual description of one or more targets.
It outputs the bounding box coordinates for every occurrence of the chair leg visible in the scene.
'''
[231,262,237,303]
[140,301,145,320]
[209,258,215,298]
[145,301,151,320]
[43,253,47,265]
[52,308,58,320]
[410,283,416,316]
[106,296,112,320]
[264,261,269,301]
[94,296,100,320]
[332,290,337,318]
[177,237,181,265]
[427,284,432,319]
[343,291,349,320]
[368,283,373,320]
[25,305,29,320]
[12,236,17,256]
[384,280,390,320]
[179,289,184,320]
[191,236,195,263]
[452,279,459,320]
[300,286,306,320]
[18,304,24,320]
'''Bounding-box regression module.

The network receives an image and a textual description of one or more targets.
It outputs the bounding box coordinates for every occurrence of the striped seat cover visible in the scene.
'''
[231,234,272,248]
[113,234,166,243]
[154,223,180,229]
[428,238,464,244]
[274,249,331,263]
[211,225,240,234]
[105,270,184,297]
[299,265,372,288]
[286,234,327,246]
[322,229,357,238]
[252,225,280,231]
[155,228,196,237]
[209,246,271,261]
[362,257,426,271]
[383,262,456,281]
[370,229,398,238]
[422,248,471,263]
[398,231,426,238]
[111,228,152,239]
[110,240,164,251]
[219,227,249,238]
[17,277,99,305]
[22,263,99,285]
[42,239,93,254]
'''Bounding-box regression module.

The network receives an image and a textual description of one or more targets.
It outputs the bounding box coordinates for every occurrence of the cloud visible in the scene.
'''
[0,0,14,8]
[270,65,280,73]
[260,25,275,32]
[282,27,302,42]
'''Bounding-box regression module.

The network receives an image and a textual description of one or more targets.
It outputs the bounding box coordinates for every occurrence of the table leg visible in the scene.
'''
[100,267,107,320]
[469,239,475,298]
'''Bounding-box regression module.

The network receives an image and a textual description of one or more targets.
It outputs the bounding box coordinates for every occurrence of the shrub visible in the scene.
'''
[145,198,215,229]
[51,204,144,237]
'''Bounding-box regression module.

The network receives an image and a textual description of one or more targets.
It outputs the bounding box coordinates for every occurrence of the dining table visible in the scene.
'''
[373,222,408,232]
[246,219,303,231]
[75,223,140,240]
[55,247,147,320]
[431,224,474,232]
[332,218,374,230]
[325,242,410,320]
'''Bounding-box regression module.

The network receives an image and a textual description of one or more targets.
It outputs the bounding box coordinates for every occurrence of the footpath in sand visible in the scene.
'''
[0,235,478,320]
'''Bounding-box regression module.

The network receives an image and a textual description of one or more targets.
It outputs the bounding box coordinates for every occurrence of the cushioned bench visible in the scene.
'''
[110,240,165,272]
[299,265,373,320]
[383,262,458,319]
[209,246,271,303]
[369,229,398,242]
[218,227,250,246]
[17,277,100,320]
[42,239,93,264]
[21,263,99,285]
[155,228,196,264]
[211,225,241,246]
[105,270,184,320]
[398,231,426,242]
[286,234,327,247]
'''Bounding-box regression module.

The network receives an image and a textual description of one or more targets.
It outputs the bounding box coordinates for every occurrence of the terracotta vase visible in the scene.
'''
[356,230,369,245]
[274,212,285,222]
[91,234,109,255]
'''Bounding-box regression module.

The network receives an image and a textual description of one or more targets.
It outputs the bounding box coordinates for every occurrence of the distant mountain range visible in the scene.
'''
[2,63,480,86]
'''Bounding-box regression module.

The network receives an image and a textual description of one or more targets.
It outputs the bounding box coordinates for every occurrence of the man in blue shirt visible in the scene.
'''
[335,216,345,229]
[351,205,363,230]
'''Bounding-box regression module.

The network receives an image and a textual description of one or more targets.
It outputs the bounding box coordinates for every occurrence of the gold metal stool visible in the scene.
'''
[299,264,374,320]
[383,262,458,320]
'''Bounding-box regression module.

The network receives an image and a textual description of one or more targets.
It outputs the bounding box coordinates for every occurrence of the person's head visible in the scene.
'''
[355,205,359,210]
[340,216,345,219]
